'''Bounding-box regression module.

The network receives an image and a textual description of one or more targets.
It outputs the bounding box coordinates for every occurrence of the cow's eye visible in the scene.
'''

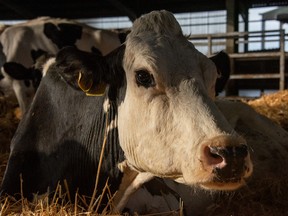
[135,70,155,88]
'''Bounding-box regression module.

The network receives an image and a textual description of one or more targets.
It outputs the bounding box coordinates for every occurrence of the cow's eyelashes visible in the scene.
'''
[135,70,155,88]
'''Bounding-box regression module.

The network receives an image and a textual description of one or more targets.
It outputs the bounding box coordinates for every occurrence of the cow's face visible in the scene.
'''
[117,11,252,190]
[56,10,252,191]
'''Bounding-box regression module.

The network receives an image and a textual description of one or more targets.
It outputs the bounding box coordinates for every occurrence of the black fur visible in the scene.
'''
[0,61,125,202]
[3,62,42,89]
[31,49,47,63]
[43,23,82,49]
[56,46,125,96]
[210,51,230,95]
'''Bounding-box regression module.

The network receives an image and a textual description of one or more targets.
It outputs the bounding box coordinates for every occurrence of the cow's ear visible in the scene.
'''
[103,44,125,89]
[209,51,230,95]
[83,45,125,95]
[56,46,125,96]
[3,62,33,80]
[56,46,108,96]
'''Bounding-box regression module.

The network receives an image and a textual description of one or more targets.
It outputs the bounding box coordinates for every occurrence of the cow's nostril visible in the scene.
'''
[203,146,225,167]
[236,144,249,158]
[209,144,248,159]
[210,152,221,159]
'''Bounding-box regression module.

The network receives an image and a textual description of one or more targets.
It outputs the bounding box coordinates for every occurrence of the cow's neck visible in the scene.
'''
[93,94,126,193]
[103,88,158,212]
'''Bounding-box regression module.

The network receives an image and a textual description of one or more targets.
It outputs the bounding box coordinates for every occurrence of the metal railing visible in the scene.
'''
[188,30,288,90]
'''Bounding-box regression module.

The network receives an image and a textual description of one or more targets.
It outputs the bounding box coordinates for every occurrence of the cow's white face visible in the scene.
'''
[117,10,252,191]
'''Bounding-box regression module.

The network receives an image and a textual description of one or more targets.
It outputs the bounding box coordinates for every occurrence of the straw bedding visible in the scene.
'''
[0,91,287,215]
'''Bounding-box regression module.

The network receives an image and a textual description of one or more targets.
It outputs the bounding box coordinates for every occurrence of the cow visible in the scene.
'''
[0,17,126,115]
[158,99,288,215]
[0,10,264,214]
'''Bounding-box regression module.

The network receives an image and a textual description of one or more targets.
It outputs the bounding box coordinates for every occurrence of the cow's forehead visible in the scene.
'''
[125,35,198,71]
[124,33,215,88]
[124,10,215,81]
[129,10,182,38]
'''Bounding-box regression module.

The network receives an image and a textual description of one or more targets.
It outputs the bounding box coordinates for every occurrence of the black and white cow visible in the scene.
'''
[2,10,287,215]
[0,17,126,114]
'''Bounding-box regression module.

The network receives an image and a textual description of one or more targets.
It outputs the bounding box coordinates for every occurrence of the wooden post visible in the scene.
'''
[244,9,249,52]
[226,0,238,53]
[279,28,285,90]
[207,35,212,56]
[226,0,239,96]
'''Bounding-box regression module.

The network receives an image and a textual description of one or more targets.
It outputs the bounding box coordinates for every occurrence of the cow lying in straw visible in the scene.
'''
[1,10,288,215]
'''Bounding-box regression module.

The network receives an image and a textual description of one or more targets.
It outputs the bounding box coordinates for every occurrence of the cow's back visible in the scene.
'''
[0,18,60,65]
[0,17,124,113]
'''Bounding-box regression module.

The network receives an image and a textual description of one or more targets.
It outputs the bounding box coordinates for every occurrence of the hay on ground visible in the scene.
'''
[246,90,288,131]
[0,95,20,153]
[0,91,288,215]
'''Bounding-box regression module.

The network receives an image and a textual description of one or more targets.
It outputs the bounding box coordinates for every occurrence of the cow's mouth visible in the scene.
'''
[197,161,251,191]
[200,176,246,191]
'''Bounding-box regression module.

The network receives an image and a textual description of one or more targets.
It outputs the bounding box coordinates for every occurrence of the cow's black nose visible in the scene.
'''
[201,134,250,182]
[209,144,248,161]
[207,145,249,181]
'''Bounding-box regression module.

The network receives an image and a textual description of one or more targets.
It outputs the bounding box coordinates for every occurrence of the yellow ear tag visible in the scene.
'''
[77,72,106,96]
[85,82,106,96]
[78,72,93,92]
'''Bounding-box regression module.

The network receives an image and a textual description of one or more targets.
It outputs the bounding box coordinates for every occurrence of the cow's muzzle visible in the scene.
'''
[200,135,252,190]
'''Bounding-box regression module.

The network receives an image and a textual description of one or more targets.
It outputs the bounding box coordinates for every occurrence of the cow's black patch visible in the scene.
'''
[118,32,128,44]
[3,62,32,80]
[55,45,125,95]
[3,62,42,89]
[144,178,181,197]
[0,69,125,207]
[0,140,99,200]
[91,46,102,55]
[30,69,42,89]
[43,23,82,49]
[24,80,31,87]
[31,49,47,63]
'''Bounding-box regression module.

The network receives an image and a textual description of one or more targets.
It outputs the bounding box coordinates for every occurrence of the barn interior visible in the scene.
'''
[0,0,285,21]
[0,0,288,95]
[0,0,288,215]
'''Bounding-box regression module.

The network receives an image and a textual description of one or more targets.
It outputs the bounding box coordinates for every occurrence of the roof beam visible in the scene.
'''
[106,0,137,21]
[0,0,35,19]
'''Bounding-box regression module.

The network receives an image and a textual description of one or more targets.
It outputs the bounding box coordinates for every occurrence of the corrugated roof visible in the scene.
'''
[261,6,288,22]
[0,0,287,21]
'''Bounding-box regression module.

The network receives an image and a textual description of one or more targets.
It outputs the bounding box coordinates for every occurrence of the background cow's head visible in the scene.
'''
[3,50,52,90]
[57,10,252,191]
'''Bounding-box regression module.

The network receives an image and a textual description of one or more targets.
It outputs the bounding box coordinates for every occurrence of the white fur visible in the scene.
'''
[112,161,154,212]
[117,11,252,190]
[125,187,181,215]
[42,57,55,77]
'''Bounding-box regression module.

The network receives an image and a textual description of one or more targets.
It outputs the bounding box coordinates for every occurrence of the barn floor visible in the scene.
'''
[0,91,288,215]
